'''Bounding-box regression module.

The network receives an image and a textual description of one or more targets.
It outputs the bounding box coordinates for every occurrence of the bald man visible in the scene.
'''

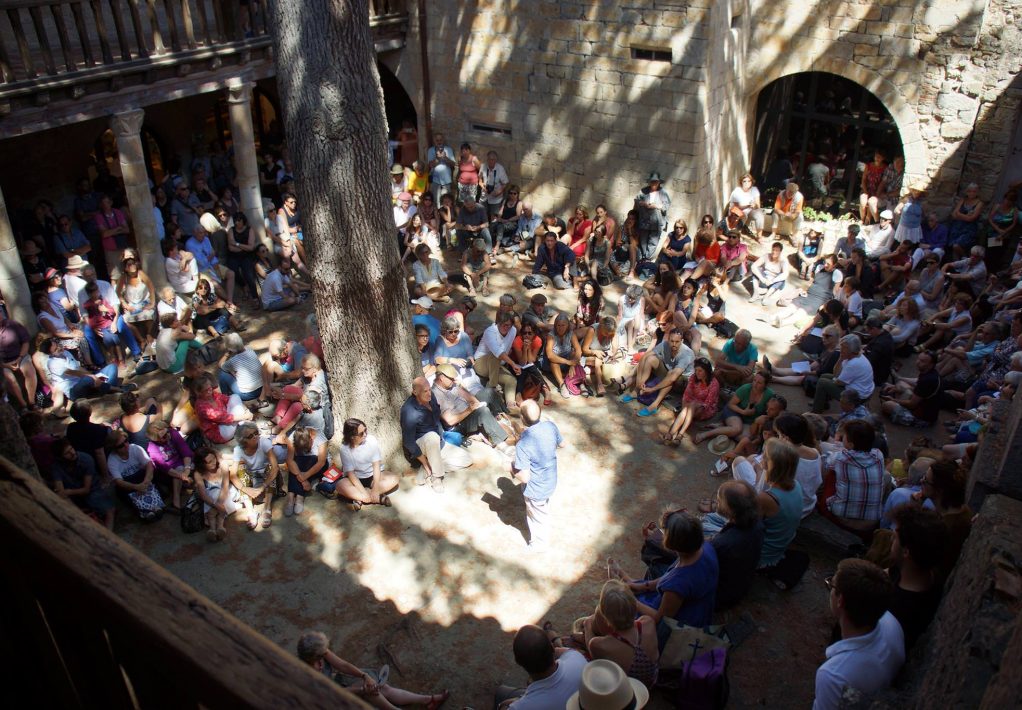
[400,376,472,493]
[511,400,563,551]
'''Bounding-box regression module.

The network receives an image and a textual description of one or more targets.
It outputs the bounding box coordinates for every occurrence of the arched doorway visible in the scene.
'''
[750,72,904,211]
[377,60,418,166]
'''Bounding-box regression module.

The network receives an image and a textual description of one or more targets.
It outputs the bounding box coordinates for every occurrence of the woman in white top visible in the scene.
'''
[728,173,765,241]
[34,290,91,365]
[232,422,279,530]
[774,413,822,518]
[336,418,399,511]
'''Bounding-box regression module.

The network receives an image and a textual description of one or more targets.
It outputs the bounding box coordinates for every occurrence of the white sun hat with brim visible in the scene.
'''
[566,659,649,710]
[708,434,734,456]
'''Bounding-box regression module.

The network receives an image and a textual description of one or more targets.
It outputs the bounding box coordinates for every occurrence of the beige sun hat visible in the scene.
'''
[199,212,222,233]
[708,435,734,456]
[567,659,649,710]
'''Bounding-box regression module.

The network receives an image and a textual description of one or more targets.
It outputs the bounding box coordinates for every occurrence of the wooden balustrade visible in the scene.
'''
[0,453,367,708]
[0,0,407,90]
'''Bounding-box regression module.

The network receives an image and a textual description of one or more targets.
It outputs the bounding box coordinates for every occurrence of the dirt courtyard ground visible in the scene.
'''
[111,240,924,708]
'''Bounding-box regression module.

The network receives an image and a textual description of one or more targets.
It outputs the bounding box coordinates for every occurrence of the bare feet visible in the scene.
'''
[606,557,627,581]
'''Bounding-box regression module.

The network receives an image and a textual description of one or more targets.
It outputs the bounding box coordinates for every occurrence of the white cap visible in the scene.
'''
[411,296,433,309]
[879,209,894,220]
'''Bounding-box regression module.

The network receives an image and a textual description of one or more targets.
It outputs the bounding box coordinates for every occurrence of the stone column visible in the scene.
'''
[227,79,269,248]
[0,184,34,331]
[111,109,167,290]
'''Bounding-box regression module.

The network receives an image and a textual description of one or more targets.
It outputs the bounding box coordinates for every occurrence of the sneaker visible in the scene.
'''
[415,468,427,486]
[284,499,295,517]
[429,475,445,493]
[294,497,305,514]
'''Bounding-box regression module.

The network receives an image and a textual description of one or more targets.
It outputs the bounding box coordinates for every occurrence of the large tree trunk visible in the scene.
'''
[269,0,417,462]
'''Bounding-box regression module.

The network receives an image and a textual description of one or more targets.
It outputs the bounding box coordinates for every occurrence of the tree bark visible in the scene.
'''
[0,400,40,480]
[269,0,418,463]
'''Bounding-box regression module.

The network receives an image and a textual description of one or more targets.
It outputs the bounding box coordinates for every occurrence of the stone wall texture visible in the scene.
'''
[417,0,1022,219]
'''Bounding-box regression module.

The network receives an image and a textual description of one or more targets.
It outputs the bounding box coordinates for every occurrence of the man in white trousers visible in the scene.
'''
[510,400,563,551]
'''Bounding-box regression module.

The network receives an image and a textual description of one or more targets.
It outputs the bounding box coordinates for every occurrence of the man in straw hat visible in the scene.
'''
[494,624,587,709]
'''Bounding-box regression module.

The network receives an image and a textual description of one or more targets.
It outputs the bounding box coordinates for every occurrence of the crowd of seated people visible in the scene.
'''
[10,133,1022,707]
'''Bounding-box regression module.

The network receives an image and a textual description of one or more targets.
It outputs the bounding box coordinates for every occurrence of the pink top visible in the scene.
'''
[458,156,479,185]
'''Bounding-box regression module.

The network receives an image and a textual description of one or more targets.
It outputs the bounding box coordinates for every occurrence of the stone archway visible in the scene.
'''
[745,57,928,186]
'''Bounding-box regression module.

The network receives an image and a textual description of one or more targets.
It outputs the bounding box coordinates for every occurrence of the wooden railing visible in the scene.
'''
[0,454,367,708]
[0,0,407,92]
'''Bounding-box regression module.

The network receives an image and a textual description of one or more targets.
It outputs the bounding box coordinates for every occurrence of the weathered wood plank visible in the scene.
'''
[179,0,195,49]
[125,0,147,57]
[27,5,57,74]
[0,455,367,709]
[68,1,95,66]
[105,0,131,61]
[6,8,36,78]
[49,3,78,72]
[87,0,113,63]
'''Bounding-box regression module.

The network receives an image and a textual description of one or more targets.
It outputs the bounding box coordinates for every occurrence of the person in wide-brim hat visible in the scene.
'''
[566,659,649,710]
[647,171,663,183]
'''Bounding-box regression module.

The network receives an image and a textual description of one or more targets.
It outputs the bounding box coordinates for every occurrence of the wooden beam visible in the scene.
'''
[0,455,368,709]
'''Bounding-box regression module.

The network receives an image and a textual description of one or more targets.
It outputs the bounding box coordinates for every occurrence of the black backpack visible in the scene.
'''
[180,493,204,534]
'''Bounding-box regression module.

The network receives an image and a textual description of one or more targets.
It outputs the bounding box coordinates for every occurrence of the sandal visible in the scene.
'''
[260,511,272,528]
[348,500,363,512]
[247,514,259,530]
[426,690,450,710]
[380,494,392,507]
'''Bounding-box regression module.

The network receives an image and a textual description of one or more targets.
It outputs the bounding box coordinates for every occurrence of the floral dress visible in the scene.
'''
[683,377,720,420]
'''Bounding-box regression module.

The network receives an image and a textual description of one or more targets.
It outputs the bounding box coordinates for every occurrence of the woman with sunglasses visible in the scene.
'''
[106,429,164,521]
[491,183,523,252]
[511,321,552,407]
[116,252,157,351]
[335,418,399,511]
[416,190,439,232]
[661,357,719,445]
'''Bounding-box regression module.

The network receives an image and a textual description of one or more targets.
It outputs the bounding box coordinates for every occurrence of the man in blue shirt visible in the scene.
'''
[715,329,759,387]
[411,295,441,344]
[185,225,236,303]
[511,400,563,551]
[400,376,472,493]
[532,232,576,290]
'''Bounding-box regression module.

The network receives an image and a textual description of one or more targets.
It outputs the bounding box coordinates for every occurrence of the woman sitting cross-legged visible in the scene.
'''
[282,426,330,516]
[335,418,400,512]
[296,630,449,709]
[661,357,719,445]
[607,510,719,630]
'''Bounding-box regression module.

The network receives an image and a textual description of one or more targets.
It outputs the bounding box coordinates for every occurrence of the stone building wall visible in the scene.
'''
[421,0,1022,220]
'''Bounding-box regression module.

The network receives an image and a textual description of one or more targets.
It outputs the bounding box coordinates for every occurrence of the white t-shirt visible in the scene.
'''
[155,328,181,371]
[64,273,87,307]
[509,650,587,710]
[813,612,904,710]
[107,443,151,481]
[474,322,516,359]
[729,185,760,211]
[157,295,189,322]
[166,255,199,294]
[796,454,823,518]
[339,434,383,479]
[223,349,264,393]
[261,269,290,306]
[837,354,875,399]
[233,437,273,476]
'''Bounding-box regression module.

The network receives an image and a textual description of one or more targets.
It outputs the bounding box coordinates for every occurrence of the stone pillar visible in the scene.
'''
[227,79,269,248]
[110,109,167,290]
[0,184,34,331]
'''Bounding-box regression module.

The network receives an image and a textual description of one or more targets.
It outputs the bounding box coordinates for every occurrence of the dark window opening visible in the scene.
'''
[750,72,903,212]
[631,47,672,63]
[470,122,513,138]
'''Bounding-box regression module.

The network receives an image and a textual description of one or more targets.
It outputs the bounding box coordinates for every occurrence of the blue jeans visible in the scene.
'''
[84,316,141,364]
[218,370,262,401]
[68,364,120,400]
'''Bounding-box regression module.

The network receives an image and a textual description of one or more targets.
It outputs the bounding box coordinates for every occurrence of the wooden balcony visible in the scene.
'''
[0,0,409,134]
[0,452,367,707]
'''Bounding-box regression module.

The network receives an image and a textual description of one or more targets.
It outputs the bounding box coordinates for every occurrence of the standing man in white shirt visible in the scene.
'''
[812,334,875,413]
[481,151,510,220]
[474,310,521,410]
[426,132,457,205]
[814,559,905,709]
